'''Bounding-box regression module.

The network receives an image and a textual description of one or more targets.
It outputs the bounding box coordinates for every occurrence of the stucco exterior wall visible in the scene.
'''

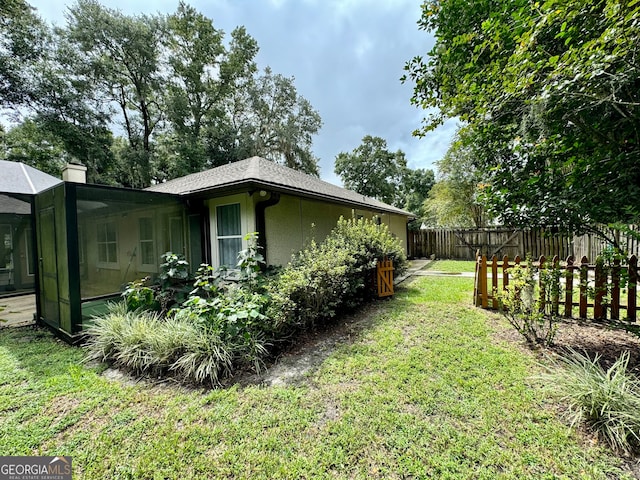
[201,192,409,268]
[264,194,409,266]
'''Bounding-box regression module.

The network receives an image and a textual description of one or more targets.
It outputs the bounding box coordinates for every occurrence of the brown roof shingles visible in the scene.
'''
[146,157,413,216]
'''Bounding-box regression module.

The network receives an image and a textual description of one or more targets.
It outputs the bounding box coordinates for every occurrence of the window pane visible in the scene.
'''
[139,217,153,241]
[140,242,155,265]
[106,222,116,242]
[217,204,241,236]
[107,243,117,264]
[219,237,242,268]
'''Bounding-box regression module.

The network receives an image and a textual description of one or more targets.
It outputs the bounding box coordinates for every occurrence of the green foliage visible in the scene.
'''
[542,349,640,455]
[2,2,321,185]
[498,258,561,347]
[4,277,632,477]
[405,0,640,232]
[334,135,408,206]
[267,217,407,333]
[424,126,489,228]
[84,303,235,385]
[122,277,159,312]
[159,252,190,287]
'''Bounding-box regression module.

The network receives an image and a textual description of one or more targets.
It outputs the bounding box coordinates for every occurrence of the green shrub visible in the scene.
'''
[542,349,640,455]
[498,257,561,347]
[266,217,407,334]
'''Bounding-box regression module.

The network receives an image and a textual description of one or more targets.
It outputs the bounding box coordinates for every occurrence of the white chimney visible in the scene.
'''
[62,162,87,183]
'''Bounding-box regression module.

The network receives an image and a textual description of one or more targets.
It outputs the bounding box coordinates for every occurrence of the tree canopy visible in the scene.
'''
[405,0,640,236]
[424,126,489,228]
[334,135,434,216]
[1,0,322,187]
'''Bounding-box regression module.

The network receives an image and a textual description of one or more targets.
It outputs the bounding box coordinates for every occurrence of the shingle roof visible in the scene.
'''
[146,157,413,216]
[0,160,62,194]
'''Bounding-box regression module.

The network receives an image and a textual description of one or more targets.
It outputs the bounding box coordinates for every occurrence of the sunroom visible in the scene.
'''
[34,181,204,341]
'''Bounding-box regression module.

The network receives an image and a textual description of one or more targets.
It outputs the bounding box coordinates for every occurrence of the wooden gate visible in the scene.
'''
[377,259,394,297]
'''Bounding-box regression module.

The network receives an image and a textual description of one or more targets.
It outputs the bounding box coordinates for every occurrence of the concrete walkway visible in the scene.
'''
[396,259,475,284]
[0,294,36,328]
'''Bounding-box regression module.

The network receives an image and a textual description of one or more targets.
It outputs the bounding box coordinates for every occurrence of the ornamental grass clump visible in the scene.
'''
[542,348,640,455]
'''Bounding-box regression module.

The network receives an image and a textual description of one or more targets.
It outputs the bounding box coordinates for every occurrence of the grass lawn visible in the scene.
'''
[422,259,477,273]
[0,276,633,479]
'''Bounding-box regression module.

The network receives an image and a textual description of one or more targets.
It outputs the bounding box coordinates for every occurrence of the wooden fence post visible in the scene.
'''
[579,256,589,319]
[551,255,560,316]
[491,255,498,309]
[611,258,621,320]
[480,255,488,308]
[564,256,574,318]
[502,255,510,291]
[629,255,638,322]
[594,257,606,320]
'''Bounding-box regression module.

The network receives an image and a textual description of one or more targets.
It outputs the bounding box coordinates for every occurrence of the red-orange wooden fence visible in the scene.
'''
[376,259,394,298]
[473,253,640,322]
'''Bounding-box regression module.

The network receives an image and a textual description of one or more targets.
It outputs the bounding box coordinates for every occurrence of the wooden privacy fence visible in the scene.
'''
[409,226,640,261]
[474,254,640,322]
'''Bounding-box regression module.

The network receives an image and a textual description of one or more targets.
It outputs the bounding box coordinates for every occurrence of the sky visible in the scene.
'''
[27,0,458,186]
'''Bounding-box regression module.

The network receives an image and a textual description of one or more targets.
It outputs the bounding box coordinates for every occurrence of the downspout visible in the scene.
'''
[255,191,281,266]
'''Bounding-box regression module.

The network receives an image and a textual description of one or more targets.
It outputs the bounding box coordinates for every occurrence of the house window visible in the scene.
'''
[139,217,155,266]
[0,225,12,270]
[216,203,242,268]
[169,217,184,255]
[97,221,118,266]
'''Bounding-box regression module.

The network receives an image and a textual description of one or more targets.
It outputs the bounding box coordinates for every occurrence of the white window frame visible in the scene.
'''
[215,202,243,269]
[138,216,157,271]
[96,220,119,269]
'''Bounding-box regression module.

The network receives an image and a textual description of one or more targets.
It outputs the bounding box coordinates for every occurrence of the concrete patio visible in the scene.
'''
[0,294,36,328]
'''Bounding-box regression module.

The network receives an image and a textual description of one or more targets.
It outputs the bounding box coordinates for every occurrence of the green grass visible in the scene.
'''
[0,276,632,479]
[422,259,477,273]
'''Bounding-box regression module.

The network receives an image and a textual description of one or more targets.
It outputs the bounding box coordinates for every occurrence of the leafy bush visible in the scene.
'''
[267,217,407,334]
[498,257,561,347]
[88,237,270,385]
[542,349,640,455]
[122,252,191,315]
[88,222,407,385]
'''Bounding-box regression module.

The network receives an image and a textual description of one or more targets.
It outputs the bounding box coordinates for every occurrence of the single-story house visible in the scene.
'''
[2,157,413,342]
[146,156,412,267]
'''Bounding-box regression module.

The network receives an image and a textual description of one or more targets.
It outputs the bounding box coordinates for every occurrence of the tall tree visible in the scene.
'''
[2,120,67,177]
[164,4,258,179]
[63,0,165,187]
[210,67,322,175]
[424,127,489,228]
[0,0,48,110]
[403,167,435,223]
[334,135,408,206]
[405,0,640,238]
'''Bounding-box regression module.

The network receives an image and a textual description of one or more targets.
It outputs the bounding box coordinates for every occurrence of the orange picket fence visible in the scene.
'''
[474,254,640,322]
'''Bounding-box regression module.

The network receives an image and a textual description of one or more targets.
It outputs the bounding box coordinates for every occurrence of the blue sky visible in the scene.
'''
[28,0,458,185]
